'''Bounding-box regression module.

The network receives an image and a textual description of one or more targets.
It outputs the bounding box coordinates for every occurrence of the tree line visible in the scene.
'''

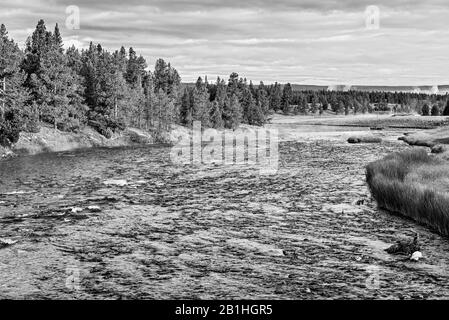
[1,20,449,147]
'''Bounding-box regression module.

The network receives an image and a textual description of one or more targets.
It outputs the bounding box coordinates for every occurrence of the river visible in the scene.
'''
[1,125,449,299]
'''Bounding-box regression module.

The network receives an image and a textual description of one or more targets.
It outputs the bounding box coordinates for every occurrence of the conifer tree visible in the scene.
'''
[270,82,282,111]
[209,100,224,129]
[431,104,440,116]
[421,104,430,116]
[223,93,242,130]
[443,100,449,116]
[0,23,35,144]
[192,77,210,127]
[180,88,193,127]
[281,83,293,114]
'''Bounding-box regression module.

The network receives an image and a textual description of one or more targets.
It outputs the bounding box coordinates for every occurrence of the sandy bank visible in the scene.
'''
[0,125,156,159]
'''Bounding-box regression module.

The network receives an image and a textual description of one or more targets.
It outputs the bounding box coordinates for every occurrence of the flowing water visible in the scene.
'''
[1,126,449,299]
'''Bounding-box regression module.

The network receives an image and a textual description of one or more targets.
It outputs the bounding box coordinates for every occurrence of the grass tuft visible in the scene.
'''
[366,148,449,236]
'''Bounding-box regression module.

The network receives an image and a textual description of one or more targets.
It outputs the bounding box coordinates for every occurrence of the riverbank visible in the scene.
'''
[3,114,448,160]
[366,121,449,237]
[271,113,449,129]
[366,149,449,236]
[0,124,192,160]
[399,127,449,158]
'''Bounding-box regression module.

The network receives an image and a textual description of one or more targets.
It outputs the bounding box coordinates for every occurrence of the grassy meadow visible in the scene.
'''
[366,148,449,236]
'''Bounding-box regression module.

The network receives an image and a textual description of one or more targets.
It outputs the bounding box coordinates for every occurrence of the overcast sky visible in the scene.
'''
[1,0,448,85]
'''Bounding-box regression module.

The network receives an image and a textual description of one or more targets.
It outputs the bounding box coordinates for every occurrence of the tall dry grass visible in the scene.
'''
[366,148,449,236]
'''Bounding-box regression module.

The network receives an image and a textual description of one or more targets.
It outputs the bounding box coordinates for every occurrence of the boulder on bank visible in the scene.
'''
[348,136,382,144]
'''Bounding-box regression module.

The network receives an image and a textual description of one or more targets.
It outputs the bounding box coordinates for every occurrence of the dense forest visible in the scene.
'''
[1,20,449,147]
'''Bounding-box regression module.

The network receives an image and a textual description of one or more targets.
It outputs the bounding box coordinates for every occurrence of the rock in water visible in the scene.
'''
[410,251,423,261]
[87,205,101,212]
[70,207,84,213]
[0,238,18,248]
[348,136,382,144]
[385,233,420,255]
[103,179,128,186]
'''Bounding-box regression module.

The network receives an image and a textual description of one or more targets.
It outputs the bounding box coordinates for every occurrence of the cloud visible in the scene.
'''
[1,0,449,85]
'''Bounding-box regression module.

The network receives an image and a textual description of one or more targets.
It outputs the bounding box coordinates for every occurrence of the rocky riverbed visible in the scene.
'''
[1,124,449,299]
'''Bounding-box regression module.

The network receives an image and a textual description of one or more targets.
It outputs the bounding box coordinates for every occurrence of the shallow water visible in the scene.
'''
[1,129,449,299]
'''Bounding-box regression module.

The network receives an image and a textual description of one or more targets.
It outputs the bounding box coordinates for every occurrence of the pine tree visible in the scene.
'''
[180,88,193,127]
[298,95,308,114]
[23,20,51,80]
[431,104,440,116]
[1,23,25,118]
[241,87,254,123]
[0,24,36,143]
[154,58,168,93]
[53,23,63,53]
[155,88,174,132]
[310,94,320,114]
[256,84,269,115]
[281,83,293,114]
[142,74,157,128]
[166,63,181,96]
[66,45,82,74]
[444,100,449,116]
[269,82,282,111]
[126,47,146,86]
[37,43,84,129]
[221,93,238,130]
[192,77,210,127]
[421,104,430,116]
[248,102,265,126]
[227,72,240,97]
[209,100,224,129]
[102,68,129,121]
[27,23,86,130]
